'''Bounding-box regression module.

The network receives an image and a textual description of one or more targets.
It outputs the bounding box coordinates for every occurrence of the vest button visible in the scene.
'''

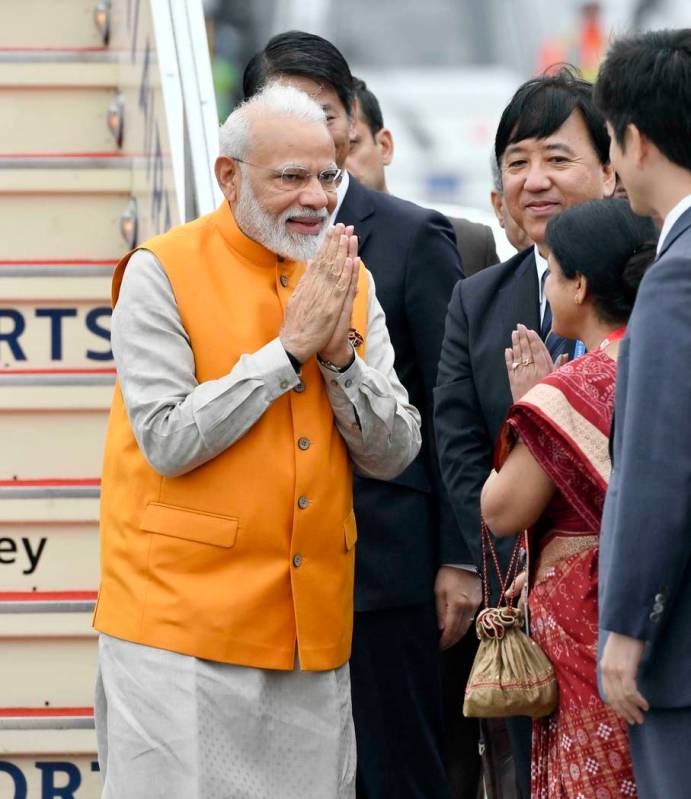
[293,554,303,568]
[298,437,311,451]
[294,381,305,393]
[297,495,309,509]
[280,274,289,287]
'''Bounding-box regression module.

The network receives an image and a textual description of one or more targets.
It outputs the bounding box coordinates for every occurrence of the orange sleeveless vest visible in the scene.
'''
[93,202,368,671]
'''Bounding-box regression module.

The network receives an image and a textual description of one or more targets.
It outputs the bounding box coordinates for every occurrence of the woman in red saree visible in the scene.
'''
[481,199,657,798]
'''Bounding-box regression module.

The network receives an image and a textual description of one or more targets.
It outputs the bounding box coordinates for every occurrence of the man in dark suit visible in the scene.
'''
[346,73,498,798]
[244,32,478,799]
[434,68,615,798]
[594,30,691,799]
[347,76,499,279]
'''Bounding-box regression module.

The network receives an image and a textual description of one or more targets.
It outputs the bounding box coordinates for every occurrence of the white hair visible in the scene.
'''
[218,82,328,159]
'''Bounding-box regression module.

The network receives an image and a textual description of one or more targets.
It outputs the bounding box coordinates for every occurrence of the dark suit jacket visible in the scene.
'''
[599,206,691,708]
[336,175,466,611]
[448,216,499,276]
[433,248,575,601]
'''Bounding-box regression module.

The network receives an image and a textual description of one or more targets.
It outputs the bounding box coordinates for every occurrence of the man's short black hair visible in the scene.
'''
[243,30,355,116]
[593,29,691,171]
[494,65,609,166]
[352,77,384,138]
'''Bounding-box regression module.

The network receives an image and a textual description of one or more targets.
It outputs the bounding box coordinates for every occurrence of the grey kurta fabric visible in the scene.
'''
[96,635,356,799]
[111,249,421,480]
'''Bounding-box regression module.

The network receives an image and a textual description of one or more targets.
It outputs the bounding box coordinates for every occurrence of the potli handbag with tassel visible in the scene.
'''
[463,521,558,720]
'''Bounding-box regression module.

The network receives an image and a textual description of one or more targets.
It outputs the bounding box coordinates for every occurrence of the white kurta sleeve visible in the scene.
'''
[111,250,300,477]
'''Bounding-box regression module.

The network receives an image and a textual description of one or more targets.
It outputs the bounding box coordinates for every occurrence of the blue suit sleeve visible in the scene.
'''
[600,254,691,643]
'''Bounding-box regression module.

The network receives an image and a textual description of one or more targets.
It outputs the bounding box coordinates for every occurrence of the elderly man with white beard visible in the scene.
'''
[92,83,421,799]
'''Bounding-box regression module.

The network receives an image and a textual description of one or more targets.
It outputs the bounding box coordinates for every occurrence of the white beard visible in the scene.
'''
[233,172,330,262]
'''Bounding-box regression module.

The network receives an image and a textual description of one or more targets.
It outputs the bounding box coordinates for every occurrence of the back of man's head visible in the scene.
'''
[243,30,355,116]
[594,29,691,172]
[353,77,385,138]
[495,65,609,166]
[219,82,327,160]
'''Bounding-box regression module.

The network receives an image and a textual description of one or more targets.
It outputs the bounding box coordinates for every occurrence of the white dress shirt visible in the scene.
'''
[657,193,691,255]
[535,245,549,324]
[331,169,350,223]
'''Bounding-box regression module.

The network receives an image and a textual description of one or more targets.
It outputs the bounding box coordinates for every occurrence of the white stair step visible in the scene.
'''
[0,521,99,592]
[0,0,109,50]
[0,410,108,480]
[0,274,111,301]
[0,61,119,87]
[0,192,128,260]
[0,294,113,369]
[0,611,97,708]
[0,86,121,156]
[0,488,100,522]
[0,746,99,799]
[0,726,95,751]
[0,259,116,278]
[0,594,97,617]
[0,372,115,389]
[0,163,133,191]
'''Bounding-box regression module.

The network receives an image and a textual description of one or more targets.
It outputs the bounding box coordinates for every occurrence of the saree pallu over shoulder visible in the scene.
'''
[495,350,617,533]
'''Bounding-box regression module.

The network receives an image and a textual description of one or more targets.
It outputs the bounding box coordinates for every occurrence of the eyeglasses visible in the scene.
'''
[232,157,343,192]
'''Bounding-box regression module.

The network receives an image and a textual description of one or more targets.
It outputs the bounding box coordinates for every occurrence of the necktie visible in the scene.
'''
[539,270,569,360]
[540,270,552,342]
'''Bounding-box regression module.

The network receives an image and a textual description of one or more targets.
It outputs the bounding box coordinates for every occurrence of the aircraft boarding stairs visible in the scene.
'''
[0,2,219,795]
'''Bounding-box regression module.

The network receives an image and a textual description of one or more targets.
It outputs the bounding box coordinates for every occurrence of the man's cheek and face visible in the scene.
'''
[231,116,338,260]
[346,118,387,191]
[607,122,652,218]
[490,189,533,252]
[501,110,614,246]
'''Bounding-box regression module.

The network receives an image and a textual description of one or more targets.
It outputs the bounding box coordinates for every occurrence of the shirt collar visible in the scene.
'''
[331,169,350,224]
[534,245,549,304]
[658,193,691,255]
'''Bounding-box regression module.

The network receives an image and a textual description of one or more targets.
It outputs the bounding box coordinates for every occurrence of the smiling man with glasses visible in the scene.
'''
[92,82,421,799]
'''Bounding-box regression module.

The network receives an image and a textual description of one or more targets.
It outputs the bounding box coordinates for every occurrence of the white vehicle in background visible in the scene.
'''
[353,66,521,211]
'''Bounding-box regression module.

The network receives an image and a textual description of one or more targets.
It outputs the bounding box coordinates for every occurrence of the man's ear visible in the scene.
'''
[490,190,506,230]
[375,128,394,167]
[215,155,240,203]
[627,123,651,168]
[602,159,616,198]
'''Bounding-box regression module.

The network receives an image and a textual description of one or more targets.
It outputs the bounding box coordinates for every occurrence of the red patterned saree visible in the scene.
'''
[497,350,637,799]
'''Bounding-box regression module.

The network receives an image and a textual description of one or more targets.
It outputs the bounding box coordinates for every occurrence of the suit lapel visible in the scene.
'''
[505,248,540,335]
[335,174,376,251]
[658,206,691,259]
[494,249,576,360]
